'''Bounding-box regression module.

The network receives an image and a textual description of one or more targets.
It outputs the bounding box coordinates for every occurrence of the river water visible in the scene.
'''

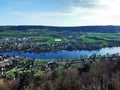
[0,47,120,60]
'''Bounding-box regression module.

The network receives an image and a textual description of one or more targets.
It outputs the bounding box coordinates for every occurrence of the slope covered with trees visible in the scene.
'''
[0,25,120,33]
[0,54,120,90]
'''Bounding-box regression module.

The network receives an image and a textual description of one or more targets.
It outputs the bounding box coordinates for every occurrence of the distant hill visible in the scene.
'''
[0,25,120,33]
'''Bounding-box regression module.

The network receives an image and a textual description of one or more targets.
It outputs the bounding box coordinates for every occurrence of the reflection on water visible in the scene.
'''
[1,47,120,60]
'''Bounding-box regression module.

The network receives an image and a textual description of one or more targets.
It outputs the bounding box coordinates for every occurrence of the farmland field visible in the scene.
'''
[1,26,120,52]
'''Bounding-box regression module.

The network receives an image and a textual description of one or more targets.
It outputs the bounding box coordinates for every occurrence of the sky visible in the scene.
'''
[0,0,120,26]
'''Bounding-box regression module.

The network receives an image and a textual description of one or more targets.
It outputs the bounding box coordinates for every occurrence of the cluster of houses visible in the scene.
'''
[0,54,20,76]
[0,53,87,79]
[2,46,118,79]
[0,37,28,42]
[1,52,119,80]
[0,34,110,53]
[0,54,65,79]
[0,40,103,53]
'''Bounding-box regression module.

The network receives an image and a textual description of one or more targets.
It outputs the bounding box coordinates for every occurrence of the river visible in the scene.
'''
[0,47,120,60]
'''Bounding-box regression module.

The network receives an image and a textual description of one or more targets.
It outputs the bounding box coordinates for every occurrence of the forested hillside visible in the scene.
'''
[0,26,120,33]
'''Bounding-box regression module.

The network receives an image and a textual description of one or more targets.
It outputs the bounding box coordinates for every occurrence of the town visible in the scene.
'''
[0,26,120,90]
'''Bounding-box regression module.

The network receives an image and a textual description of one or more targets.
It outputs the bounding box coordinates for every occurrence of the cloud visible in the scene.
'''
[3,0,120,26]
[63,0,120,26]
[68,0,100,8]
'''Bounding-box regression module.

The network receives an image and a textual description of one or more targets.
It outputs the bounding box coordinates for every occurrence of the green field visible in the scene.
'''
[1,26,120,51]
[1,29,120,44]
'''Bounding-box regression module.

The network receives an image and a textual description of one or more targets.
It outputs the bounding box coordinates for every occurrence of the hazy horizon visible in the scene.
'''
[0,25,119,27]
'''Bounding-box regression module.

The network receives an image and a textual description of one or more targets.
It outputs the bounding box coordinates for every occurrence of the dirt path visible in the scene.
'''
[0,79,4,85]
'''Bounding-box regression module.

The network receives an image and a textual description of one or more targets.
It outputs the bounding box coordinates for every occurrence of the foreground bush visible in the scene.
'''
[0,59,120,90]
